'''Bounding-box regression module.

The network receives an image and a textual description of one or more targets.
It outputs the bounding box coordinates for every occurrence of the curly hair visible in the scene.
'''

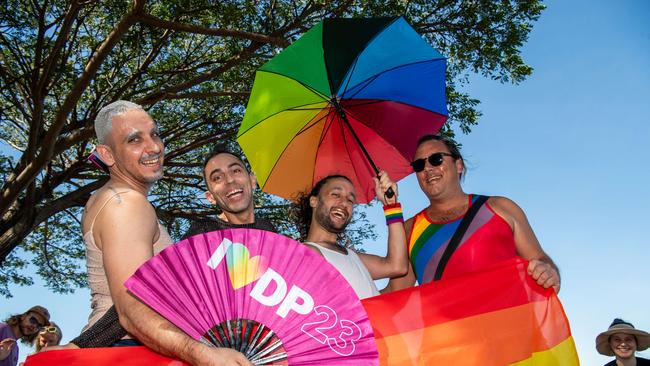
[291,175,352,241]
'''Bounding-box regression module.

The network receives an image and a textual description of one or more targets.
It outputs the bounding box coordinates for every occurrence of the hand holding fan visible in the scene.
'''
[125,229,378,365]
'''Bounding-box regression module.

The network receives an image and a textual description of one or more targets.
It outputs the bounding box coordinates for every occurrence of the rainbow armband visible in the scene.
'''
[384,203,404,225]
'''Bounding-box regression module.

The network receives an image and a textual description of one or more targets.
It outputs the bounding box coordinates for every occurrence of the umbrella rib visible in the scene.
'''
[256,107,333,194]
[295,107,333,138]
[339,116,370,200]
[237,100,328,139]
[256,69,330,100]
[339,99,385,108]
[343,98,448,119]
[342,58,445,100]
[339,101,447,162]
[339,53,360,98]
[318,108,337,147]
[337,16,401,97]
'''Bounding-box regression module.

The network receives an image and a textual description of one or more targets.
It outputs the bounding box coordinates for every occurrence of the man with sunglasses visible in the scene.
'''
[386,134,560,292]
[1,306,50,366]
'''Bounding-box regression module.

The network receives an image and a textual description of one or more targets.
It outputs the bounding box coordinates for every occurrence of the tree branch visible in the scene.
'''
[136,42,263,106]
[0,1,145,217]
[39,1,83,96]
[157,90,251,100]
[135,13,289,48]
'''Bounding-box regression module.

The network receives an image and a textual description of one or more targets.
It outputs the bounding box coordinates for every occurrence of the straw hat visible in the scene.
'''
[596,318,650,356]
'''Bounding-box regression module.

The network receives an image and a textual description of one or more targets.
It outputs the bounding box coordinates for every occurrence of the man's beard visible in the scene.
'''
[314,205,350,234]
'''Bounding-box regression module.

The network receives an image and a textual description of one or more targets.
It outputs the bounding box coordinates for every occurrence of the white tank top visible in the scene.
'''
[305,242,380,299]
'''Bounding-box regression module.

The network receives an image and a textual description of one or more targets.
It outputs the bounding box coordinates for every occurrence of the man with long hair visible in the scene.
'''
[294,172,408,299]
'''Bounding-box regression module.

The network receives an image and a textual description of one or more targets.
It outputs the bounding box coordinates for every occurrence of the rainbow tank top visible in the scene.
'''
[408,195,517,284]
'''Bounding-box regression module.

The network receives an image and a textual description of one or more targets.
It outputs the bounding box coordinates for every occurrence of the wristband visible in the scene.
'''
[384,203,404,225]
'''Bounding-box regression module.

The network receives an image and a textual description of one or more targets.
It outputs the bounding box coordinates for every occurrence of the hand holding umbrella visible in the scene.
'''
[373,170,398,206]
[238,17,448,203]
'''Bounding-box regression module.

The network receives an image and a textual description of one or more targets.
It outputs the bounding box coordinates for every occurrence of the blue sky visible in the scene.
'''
[3,1,649,364]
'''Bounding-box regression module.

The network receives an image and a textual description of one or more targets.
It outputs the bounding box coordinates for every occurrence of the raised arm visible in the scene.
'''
[97,193,251,365]
[358,171,409,280]
[382,217,417,293]
[489,196,561,293]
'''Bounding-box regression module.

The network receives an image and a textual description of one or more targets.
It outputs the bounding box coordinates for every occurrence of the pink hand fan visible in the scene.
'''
[125,228,378,365]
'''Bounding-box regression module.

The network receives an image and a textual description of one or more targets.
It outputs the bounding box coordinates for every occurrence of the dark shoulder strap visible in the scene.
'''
[434,195,490,281]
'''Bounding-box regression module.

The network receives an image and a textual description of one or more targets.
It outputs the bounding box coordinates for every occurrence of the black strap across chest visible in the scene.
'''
[433,195,490,281]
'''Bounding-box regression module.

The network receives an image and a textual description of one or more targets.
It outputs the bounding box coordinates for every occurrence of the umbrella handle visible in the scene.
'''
[384,186,395,199]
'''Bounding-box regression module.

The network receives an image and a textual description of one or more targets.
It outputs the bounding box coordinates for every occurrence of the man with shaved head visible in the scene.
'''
[59,100,251,365]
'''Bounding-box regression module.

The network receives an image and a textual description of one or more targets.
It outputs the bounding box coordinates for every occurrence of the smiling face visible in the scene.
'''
[203,152,256,220]
[98,109,164,189]
[609,333,638,359]
[413,139,464,201]
[310,177,355,234]
[19,312,46,338]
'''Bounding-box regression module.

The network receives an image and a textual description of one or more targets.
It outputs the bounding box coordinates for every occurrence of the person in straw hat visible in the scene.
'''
[597,318,650,366]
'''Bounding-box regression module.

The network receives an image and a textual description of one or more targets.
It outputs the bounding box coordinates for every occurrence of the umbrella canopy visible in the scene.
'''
[238,16,447,203]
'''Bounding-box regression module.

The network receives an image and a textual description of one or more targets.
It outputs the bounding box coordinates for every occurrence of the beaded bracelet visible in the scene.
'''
[383,203,404,225]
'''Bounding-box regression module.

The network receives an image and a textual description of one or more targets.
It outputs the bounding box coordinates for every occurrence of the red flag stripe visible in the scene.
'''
[25,346,187,366]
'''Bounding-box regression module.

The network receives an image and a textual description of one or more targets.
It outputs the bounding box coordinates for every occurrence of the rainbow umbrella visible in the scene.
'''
[237,17,447,203]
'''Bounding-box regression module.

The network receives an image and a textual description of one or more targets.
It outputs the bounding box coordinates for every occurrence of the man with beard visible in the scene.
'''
[183,145,275,237]
[295,173,408,299]
[54,101,251,365]
[1,306,50,366]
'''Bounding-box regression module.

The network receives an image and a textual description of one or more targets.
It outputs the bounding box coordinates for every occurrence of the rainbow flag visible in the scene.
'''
[25,258,578,366]
[361,258,580,365]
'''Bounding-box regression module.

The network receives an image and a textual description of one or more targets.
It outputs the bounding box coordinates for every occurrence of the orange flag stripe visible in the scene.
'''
[363,258,549,337]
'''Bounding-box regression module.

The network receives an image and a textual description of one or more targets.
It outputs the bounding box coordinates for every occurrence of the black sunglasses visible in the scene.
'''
[410,152,455,172]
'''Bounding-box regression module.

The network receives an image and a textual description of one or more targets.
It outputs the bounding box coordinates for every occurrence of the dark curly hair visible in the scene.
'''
[292,175,352,241]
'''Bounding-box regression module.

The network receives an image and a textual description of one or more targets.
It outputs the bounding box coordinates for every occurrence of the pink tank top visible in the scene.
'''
[408,195,517,283]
